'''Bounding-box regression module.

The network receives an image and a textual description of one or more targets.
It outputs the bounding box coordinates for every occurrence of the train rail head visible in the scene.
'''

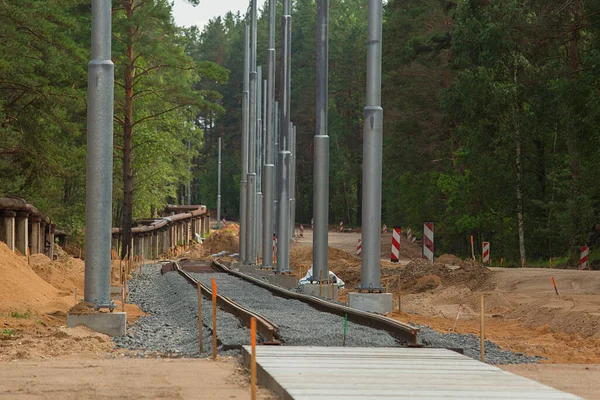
[171,259,280,345]
[211,259,419,346]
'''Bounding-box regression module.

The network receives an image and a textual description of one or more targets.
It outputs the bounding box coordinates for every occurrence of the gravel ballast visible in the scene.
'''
[113,264,247,357]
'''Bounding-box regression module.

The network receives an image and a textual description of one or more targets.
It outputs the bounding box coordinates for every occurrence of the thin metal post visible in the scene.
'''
[84,0,114,308]
[360,0,383,291]
[239,25,250,263]
[274,101,280,237]
[290,123,296,238]
[256,66,263,254]
[261,0,276,268]
[277,0,292,272]
[217,137,222,229]
[246,0,258,265]
[313,0,329,282]
[187,140,192,205]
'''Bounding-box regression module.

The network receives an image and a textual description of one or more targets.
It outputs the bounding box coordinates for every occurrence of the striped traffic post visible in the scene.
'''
[423,222,434,262]
[272,234,277,261]
[391,227,401,263]
[580,245,589,270]
[411,236,417,244]
[299,224,304,237]
[339,221,343,232]
[382,224,387,233]
[482,242,490,265]
[356,239,362,256]
[407,228,412,241]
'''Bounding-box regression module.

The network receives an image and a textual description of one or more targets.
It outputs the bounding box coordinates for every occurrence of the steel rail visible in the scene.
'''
[211,259,419,345]
[172,259,280,345]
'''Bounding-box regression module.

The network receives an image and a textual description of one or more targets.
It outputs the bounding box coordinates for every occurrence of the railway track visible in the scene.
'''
[172,258,418,347]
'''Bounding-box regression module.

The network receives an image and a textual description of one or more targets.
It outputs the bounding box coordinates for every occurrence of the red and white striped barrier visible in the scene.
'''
[339,221,343,232]
[391,227,401,262]
[357,239,362,256]
[382,224,387,233]
[272,234,277,257]
[411,236,417,244]
[580,245,589,270]
[221,217,227,226]
[407,228,412,241]
[423,222,434,262]
[482,242,490,265]
[299,224,304,237]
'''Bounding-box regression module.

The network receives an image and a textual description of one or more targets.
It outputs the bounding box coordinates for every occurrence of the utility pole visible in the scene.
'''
[245,0,258,265]
[217,137,222,229]
[312,0,329,283]
[187,140,192,205]
[277,0,292,273]
[360,0,384,292]
[256,66,263,253]
[239,25,250,263]
[84,0,115,309]
[261,0,276,269]
[290,123,296,238]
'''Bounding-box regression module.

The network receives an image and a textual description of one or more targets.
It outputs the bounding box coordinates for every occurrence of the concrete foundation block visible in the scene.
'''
[299,283,339,301]
[238,264,258,273]
[348,292,393,315]
[67,312,127,337]
[265,274,298,289]
[110,286,128,302]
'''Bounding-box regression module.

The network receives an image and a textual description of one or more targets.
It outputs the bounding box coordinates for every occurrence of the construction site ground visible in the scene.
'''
[1,222,599,398]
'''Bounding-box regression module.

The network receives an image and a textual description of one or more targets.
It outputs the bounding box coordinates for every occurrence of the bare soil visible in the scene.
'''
[0,357,274,399]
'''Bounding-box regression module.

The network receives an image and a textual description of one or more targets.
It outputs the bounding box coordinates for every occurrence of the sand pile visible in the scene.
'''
[187,243,208,259]
[380,232,422,260]
[29,253,84,294]
[290,246,361,285]
[0,242,62,313]
[203,227,240,254]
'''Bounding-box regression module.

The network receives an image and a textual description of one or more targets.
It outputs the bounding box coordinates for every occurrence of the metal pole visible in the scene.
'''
[360,0,383,291]
[262,0,276,268]
[276,0,292,272]
[274,101,279,237]
[85,0,114,308]
[290,123,296,239]
[217,137,222,229]
[187,140,192,205]
[313,0,329,283]
[246,0,258,265]
[239,25,250,263]
[256,66,263,254]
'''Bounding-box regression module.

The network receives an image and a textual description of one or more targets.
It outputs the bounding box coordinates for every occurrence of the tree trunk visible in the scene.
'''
[514,68,526,263]
[121,0,135,260]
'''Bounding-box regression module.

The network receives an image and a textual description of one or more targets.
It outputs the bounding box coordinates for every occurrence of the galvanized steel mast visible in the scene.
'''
[261,0,276,269]
[217,137,222,229]
[239,25,250,263]
[84,0,114,308]
[360,0,384,291]
[312,0,329,282]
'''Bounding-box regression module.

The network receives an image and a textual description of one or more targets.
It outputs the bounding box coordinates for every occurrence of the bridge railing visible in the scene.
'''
[111,205,209,260]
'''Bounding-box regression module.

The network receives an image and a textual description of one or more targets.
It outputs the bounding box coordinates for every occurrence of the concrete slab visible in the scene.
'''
[348,292,392,314]
[264,274,298,289]
[67,312,127,337]
[298,283,338,301]
[242,346,582,400]
[110,286,128,302]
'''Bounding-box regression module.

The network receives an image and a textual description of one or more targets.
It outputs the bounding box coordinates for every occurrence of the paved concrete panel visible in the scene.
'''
[242,346,582,400]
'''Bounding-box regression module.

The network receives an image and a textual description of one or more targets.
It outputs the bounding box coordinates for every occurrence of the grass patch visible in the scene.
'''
[10,311,31,319]
[1,328,15,337]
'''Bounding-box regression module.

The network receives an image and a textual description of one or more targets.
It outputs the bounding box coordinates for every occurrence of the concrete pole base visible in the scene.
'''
[299,283,339,301]
[265,273,298,289]
[66,312,126,337]
[348,292,392,315]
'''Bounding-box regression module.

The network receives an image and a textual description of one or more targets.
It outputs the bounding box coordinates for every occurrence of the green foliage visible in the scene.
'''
[1,328,16,337]
[10,311,31,319]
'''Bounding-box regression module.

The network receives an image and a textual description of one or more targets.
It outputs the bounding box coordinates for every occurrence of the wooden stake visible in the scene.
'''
[121,285,125,312]
[250,317,257,400]
[197,282,203,354]
[550,257,553,269]
[552,277,559,296]
[521,258,525,268]
[74,288,77,306]
[27,247,30,265]
[480,294,485,363]
[212,277,217,360]
[500,258,504,267]
[451,305,463,333]
[319,271,323,297]
[470,235,475,260]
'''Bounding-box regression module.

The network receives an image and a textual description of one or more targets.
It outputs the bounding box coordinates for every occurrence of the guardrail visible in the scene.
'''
[111,205,210,260]
[0,196,56,258]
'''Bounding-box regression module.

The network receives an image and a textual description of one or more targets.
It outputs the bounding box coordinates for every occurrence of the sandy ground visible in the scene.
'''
[0,358,273,399]
[500,364,600,400]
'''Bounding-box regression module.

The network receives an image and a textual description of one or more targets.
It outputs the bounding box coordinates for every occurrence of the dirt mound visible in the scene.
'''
[203,228,239,254]
[187,243,208,259]
[29,253,84,294]
[290,246,361,284]
[380,232,422,260]
[220,222,240,236]
[436,254,462,265]
[395,258,492,293]
[0,242,61,313]
[414,275,442,291]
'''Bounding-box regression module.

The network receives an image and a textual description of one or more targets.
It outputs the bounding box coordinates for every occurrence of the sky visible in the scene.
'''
[171,0,266,30]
